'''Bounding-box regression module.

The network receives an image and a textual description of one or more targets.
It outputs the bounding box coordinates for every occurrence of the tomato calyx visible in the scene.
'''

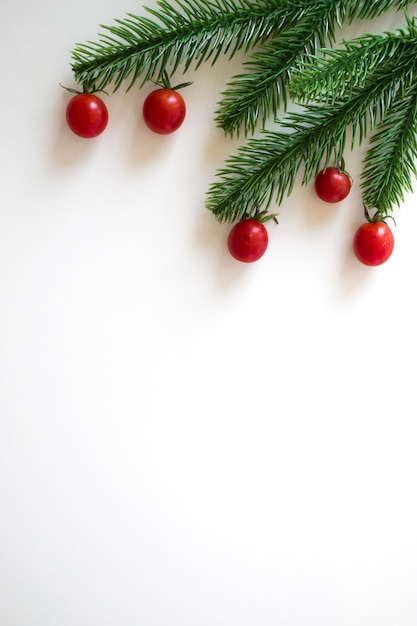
[151,70,193,92]
[60,82,109,96]
[334,157,353,186]
[240,207,279,224]
[362,203,396,227]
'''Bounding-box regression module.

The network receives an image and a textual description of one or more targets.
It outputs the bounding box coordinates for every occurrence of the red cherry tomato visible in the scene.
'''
[143,89,186,134]
[315,166,352,203]
[66,93,108,138]
[353,221,394,266]
[227,218,269,263]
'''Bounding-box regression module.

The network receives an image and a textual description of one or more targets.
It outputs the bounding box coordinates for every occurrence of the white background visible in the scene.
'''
[1,2,416,625]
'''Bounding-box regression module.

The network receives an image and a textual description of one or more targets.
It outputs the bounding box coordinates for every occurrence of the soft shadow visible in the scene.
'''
[127,116,174,166]
[193,209,255,292]
[50,89,104,168]
[301,183,346,228]
[337,231,374,297]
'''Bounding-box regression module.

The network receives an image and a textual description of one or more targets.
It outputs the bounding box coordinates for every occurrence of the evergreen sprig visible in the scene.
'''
[287,17,417,216]
[362,80,417,213]
[206,16,417,223]
[347,0,414,19]
[71,0,297,92]
[71,0,414,133]
[206,37,417,223]
[214,1,343,136]
[290,19,417,104]
[69,0,417,223]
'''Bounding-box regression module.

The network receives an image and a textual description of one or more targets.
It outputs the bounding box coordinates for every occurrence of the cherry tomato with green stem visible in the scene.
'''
[353,219,394,266]
[143,88,186,134]
[315,166,352,203]
[142,72,191,134]
[65,92,108,138]
[227,218,269,263]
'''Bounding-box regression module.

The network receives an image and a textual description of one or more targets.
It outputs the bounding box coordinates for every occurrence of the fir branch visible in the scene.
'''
[71,0,298,91]
[214,0,347,136]
[68,0,417,221]
[361,81,417,213]
[206,58,417,222]
[347,0,415,20]
[290,18,417,104]
[70,0,417,136]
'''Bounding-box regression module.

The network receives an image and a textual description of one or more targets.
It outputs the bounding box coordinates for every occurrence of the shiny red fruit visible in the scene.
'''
[315,167,352,203]
[66,93,108,138]
[143,89,186,134]
[227,219,269,263]
[353,221,394,266]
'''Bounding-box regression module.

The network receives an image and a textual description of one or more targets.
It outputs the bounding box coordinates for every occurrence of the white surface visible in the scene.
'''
[1,2,416,625]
